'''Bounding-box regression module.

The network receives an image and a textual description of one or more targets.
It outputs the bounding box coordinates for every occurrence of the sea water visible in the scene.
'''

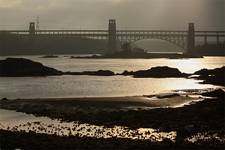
[0,56,224,99]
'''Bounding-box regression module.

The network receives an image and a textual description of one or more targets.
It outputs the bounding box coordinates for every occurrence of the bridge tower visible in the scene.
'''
[187,23,195,54]
[29,22,36,35]
[108,19,117,54]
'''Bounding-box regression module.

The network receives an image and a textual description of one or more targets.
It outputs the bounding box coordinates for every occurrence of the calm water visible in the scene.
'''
[0,56,224,99]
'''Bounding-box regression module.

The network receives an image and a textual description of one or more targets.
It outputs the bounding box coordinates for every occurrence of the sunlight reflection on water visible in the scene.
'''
[0,56,224,73]
[0,56,223,99]
[0,76,218,99]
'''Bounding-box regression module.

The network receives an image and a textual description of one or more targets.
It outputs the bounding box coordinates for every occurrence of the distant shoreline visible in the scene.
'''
[71,52,203,59]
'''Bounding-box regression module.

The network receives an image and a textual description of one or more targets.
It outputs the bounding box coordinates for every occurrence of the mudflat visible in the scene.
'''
[0,94,200,113]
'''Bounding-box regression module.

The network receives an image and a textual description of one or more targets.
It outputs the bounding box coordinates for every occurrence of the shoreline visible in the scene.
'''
[0,89,224,149]
[0,89,224,128]
[0,93,203,112]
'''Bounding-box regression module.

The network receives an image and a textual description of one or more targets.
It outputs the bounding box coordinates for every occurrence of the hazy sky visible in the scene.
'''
[0,0,224,30]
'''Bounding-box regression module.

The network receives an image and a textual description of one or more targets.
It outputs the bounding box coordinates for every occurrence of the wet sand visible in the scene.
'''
[0,90,223,130]
[0,94,201,115]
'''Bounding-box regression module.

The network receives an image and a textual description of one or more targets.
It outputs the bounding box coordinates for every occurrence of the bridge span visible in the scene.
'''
[0,20,224,54]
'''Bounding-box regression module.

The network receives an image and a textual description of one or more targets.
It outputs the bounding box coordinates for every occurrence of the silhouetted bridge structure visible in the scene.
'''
[1,19,224,54]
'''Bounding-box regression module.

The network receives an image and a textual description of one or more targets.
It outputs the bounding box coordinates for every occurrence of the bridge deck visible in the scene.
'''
[1,30,224,37]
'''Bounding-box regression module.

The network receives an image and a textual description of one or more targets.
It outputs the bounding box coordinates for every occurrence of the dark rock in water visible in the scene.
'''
[194,66,225,76]
[41,55,58,58]
[84,70,115,76]
[120,70,134,76]
[156,93,180,99]
[202,89,225,98]
[70,56,76,59]
[121,66,188,78]
[65,70,115,76]
[0,58,63,77]
[194,66,225,86]
[1,98,8,101]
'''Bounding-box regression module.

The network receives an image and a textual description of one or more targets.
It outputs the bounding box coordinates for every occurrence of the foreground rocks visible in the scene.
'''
[1,129,223,150]
[0,58,62,77]
[1,90,224,136]
[0,89,224,149]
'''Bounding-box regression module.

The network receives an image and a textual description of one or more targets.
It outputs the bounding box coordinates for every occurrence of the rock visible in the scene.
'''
[1,98,8,101]
[122,66,188,78]
[0,58,63,77]
[156,93,180,99]
[194,66,225,76]
[70,56,76,59]
[86,70,115,76]
[120,70,134,76]
[194,66,225,86]
[65,70,115,76]
[41,55,58,58]
[184,124,195,133]
[202,89,225,98]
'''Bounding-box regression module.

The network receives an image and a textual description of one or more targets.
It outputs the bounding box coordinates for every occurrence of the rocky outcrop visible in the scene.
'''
[0,58,115,77]
[121,66,188,78]
[194,66,225,86]
[0,58,63,77]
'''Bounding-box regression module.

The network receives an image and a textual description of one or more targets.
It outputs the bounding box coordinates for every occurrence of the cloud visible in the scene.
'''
[0,0,224,30]
[0,0,22,8]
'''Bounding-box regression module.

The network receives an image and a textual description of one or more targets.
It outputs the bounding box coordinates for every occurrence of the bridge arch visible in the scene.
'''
[117,34,187,50]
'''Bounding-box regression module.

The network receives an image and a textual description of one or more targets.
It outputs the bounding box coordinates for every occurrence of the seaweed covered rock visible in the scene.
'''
[0,58,63,77]
[121,66,188,78]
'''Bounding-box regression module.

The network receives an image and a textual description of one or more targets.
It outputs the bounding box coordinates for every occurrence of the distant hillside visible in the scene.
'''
[0,35,107,55]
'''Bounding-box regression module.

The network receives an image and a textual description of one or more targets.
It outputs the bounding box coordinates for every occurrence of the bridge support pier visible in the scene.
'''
[107,19,117,54]
[29,22,36,35]
[204,34,208,45]
[187,23,195,54]
[216,34,220,45]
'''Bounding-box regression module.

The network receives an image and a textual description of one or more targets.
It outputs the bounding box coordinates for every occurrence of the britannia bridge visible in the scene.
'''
[1,19,224,54]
